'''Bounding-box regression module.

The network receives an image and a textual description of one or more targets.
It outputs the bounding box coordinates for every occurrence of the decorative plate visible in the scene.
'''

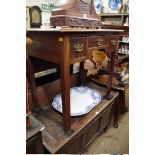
[94,0,103,14]
[52,86,102,116]
[108,0,120,11]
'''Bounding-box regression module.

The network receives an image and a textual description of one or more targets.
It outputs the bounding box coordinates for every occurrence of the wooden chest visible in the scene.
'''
[32,82,119,153]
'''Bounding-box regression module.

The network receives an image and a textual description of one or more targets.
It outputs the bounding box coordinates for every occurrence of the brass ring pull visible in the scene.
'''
[111,40,117,46]
[96,38,103,46]
[73,43,84,52]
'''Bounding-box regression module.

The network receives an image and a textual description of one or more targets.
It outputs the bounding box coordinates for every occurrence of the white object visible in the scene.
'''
[52,87,102,116]
[123,17,129,26]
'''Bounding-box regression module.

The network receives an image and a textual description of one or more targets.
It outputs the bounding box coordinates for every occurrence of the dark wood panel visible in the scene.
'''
[28,73,79,109]
[28,32,64,63]
[26,132,44,154]
[98,105,112,132]
[57,133,82,153]
[82,118,100,148]
[30,57,59,73]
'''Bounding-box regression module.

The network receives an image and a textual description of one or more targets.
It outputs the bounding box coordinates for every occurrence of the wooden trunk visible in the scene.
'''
[32,82,119,153]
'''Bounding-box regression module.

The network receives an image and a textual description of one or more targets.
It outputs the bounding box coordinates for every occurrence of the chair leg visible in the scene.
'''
[26,79,31,128]
[27,57,39,112]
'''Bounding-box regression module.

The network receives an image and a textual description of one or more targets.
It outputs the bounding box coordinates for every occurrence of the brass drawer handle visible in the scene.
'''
[73,43,84,52]
[111,39,117,46]
[96,38,103,46]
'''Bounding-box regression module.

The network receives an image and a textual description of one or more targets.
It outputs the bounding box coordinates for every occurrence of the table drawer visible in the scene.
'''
[88,36,109,48]
[70,37,87,60]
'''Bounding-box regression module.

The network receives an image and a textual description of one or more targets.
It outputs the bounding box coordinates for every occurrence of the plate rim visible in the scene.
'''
[108,0,120,11]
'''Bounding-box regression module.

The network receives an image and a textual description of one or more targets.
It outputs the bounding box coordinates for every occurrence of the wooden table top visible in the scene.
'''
[27,27,123,33]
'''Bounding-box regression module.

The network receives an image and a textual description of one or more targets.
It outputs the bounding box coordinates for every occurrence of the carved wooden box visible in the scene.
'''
[50,0,101,28]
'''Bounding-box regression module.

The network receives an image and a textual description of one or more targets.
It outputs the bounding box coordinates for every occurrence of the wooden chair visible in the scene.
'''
[26,37,39,115]
[26,37,32,128]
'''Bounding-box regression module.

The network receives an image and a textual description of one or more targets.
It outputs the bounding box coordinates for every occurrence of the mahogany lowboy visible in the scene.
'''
[27,28,122,132]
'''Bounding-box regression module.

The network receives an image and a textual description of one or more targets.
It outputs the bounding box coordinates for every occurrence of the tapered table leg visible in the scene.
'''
[60,36,71,133]
[105,51,115,100]
[27,57,39,112]
[105,37,118,100]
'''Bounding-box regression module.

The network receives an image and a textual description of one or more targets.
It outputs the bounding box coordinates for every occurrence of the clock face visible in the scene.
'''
[30,6,42,28]
[32,9,40,23]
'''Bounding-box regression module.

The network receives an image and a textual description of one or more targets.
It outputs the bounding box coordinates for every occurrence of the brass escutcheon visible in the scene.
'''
[111,40,117,46]
[96,38,103,46]
[73,43,84,52]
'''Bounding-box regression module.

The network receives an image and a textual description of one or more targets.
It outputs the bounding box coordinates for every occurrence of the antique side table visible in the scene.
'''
[27,27,123,133]
[26,37,39,112]
[26,37,32,128]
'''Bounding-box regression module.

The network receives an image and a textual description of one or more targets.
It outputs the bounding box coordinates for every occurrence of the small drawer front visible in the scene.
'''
[70,37,87,60]
[88,36,109,48]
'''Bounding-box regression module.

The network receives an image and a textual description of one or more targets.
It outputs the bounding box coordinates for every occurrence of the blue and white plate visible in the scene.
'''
[94,0,103,14]
[108,0,120,11]
[52,86,102,116]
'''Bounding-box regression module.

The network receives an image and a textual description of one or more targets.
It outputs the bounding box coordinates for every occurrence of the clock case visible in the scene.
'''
[50,0,101,28]
[30,6,42,28]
